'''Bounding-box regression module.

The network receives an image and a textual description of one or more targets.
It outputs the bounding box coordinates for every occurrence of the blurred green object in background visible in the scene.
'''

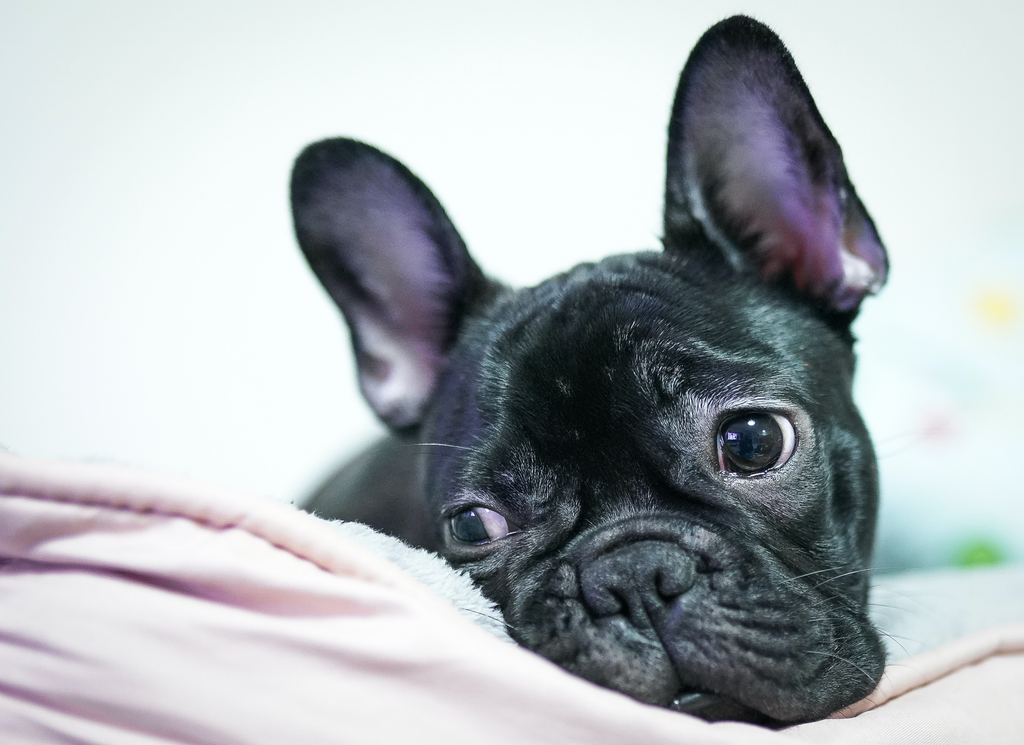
[953,537,1007,567]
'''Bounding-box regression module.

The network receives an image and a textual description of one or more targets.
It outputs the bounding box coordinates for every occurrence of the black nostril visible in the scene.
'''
[657,566,692,599]
[580,541,696,626]
[583,584,624,617]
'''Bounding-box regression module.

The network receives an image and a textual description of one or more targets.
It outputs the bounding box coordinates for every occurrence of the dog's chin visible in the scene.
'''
[510,600,881,725]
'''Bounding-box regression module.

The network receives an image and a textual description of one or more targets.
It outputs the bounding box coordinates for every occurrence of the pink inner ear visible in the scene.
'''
[302,155,461,428]
[333,159,457,342]
[335,165,456,427]
[352,314,441,429]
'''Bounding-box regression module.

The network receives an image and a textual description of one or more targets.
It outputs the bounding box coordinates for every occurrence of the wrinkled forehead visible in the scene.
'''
[485,271,828,411]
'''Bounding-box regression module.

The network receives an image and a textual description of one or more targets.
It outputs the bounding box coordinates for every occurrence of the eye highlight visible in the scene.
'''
[450,507,516,545]
[717,413,796,475]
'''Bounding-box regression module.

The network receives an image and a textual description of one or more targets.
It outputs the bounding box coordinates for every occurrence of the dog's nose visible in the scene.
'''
[580,541,696,626]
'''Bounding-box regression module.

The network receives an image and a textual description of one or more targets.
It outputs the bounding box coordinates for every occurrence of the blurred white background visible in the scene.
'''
[1,1,1021,570]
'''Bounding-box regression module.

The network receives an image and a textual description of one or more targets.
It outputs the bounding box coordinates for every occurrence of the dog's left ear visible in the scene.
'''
[663,16,887,314]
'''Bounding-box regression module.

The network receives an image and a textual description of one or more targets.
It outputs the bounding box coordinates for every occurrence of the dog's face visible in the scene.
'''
[292,17,888,724]
[420,253,883,723]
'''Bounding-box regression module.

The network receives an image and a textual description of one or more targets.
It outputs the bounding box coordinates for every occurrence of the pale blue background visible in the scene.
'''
[1,1,1021,570]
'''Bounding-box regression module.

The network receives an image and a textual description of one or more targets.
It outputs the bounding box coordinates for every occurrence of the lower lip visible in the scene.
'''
[670,691,772,724]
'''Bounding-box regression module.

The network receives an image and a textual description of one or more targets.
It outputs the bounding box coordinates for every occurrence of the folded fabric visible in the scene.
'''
[2,449,1022,744]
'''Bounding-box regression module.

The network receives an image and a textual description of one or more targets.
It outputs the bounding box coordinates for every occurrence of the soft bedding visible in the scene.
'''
[1,449,1023,744]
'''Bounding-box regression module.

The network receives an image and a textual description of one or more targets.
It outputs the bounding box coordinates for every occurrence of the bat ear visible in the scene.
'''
[663,16,887,316]
[291,138,489,430]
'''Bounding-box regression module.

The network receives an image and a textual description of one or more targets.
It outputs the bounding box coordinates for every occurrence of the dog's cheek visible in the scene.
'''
[451,547,544,612]
[827,421,880,568]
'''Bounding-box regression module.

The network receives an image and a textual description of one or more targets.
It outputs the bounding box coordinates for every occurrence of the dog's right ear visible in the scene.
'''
[291,138,487,430]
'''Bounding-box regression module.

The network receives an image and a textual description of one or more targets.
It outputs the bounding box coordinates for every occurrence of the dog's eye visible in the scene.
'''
[717,413,796,474]
[450,507,515,545]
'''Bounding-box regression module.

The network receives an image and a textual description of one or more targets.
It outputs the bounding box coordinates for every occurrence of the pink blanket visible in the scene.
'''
[2,449,1022,744]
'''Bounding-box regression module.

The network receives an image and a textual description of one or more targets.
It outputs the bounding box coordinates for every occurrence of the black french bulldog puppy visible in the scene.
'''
[292,16,888,725]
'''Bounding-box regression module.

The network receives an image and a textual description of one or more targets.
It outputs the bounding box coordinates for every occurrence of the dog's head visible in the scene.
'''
[292,17,888,724]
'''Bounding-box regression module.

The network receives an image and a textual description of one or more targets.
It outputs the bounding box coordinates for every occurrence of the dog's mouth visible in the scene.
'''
[670,690,776,726]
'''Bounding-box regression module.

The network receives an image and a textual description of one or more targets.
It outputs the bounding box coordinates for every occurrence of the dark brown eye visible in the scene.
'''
[717,413,796,474]
[450,507,515,544]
